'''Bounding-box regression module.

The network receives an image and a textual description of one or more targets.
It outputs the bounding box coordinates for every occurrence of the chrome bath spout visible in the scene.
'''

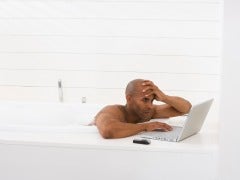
[58,79,63,102]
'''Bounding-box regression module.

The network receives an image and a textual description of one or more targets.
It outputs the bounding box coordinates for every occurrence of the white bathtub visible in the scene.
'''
[0,101,218,180]
[0,101,103,133]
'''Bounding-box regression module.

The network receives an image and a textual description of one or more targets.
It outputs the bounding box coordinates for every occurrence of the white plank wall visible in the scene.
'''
[0,0,223,125]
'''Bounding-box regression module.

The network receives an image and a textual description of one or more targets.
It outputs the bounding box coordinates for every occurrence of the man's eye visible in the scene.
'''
[143,98,149,102]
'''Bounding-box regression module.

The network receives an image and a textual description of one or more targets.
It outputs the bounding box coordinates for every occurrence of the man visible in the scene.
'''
[94,79,192,139]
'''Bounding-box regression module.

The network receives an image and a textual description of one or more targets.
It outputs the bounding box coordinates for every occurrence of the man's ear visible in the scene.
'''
[126,94,132,102]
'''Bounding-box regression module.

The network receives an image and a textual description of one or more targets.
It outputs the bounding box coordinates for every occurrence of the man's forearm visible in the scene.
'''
[162,95,192,113]
[97,121,146,139]
[111,123,146,138]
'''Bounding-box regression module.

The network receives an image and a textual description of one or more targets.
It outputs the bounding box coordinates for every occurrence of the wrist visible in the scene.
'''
[159,94,168,102]
[139,123,148,132]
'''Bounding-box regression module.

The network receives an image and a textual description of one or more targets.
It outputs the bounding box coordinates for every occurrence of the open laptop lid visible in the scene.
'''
[177,99,214,141]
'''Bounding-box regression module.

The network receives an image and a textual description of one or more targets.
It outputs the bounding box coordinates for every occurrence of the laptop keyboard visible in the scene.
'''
[139,126,183,142]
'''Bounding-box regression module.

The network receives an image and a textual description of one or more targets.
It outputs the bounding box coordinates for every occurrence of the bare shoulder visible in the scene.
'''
[95,104,126,121]
[99,105,123,113]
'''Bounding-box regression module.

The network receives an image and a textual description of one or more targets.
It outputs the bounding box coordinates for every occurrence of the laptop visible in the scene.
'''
[139,99,214,142]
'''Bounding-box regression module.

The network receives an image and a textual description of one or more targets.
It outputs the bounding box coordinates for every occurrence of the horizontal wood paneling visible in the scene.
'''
[0,54,220,74]
[0,86,96,103]
[0,19,220,38]
[0,85,218,104]
[0,36,220,56]
[0,70,219,91]
[95,72,219,91]
[0,1,221,20]
[0,70,97,87]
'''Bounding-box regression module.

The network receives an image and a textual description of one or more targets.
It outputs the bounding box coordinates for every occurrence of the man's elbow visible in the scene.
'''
[100,129,112,139]
[98,126,115,139]
[184,102,192,114]
[178,102,192,115]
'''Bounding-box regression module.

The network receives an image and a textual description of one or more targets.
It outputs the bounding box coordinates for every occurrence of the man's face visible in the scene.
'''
[128,88,155,122]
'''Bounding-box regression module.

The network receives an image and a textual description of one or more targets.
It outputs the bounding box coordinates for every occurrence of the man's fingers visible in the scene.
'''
[142,80,154,86]
[159,123,173,131]
[146,122,172,132]
[142,87,152,92]
[142,88,154,97]
[152,122,172,131]
[142,83,157,97]
[165,124,173,131]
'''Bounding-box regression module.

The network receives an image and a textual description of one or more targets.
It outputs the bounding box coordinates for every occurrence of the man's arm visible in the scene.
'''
[153,95,192,118]
[142,80,192,118]
[95,113,145,138]
[95,109,172,139]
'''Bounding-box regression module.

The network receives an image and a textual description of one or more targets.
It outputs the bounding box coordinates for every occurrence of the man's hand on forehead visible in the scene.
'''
[141,80,155,94]
[141,80,166,102]
[141,80,153,86]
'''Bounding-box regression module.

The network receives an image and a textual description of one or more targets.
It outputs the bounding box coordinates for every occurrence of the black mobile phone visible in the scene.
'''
[133,138,151,145]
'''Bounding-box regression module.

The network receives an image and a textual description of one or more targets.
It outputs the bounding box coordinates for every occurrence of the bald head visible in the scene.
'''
[125,79,144,96]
